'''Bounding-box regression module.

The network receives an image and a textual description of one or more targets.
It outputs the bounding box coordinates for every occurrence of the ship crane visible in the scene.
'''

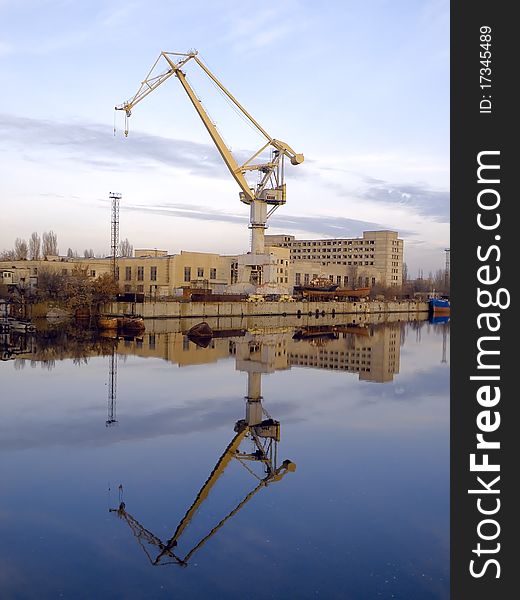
[115,50,304,258]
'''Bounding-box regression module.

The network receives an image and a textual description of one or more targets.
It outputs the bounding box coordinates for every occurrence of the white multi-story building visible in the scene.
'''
[265,230,403,288]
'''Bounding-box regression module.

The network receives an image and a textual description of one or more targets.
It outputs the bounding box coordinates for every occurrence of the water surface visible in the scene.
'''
[0,317,449,599]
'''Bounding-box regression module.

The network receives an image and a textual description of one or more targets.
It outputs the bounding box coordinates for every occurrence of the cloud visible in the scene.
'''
[218,2,309,55]
[0,393,299,452]
[122,200,417,239]
[360,182,450,223]
[0,113,228,178]
[0,112,438,237]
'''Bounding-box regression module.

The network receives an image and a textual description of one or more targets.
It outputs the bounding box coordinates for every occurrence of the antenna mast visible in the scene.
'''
[110,192,122,280]
[444,248,450,290]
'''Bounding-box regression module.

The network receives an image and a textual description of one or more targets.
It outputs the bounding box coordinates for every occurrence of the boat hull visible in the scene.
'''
[429,298,450,315]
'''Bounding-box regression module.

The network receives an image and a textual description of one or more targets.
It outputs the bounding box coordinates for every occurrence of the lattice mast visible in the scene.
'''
[444,248,450,290]
[106,348,118,427]
[109,192,122,279]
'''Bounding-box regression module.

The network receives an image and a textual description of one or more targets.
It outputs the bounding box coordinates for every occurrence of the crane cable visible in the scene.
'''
[198,54,268,145]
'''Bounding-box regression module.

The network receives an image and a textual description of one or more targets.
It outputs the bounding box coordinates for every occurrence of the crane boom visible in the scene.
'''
[116,50,303,258]
[165,57,254,203]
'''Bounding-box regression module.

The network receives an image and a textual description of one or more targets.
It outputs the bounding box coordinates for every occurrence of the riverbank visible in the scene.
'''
[102,299,429,320]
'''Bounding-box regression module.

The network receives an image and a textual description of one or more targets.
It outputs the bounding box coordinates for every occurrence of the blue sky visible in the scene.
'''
[0,0,449,274]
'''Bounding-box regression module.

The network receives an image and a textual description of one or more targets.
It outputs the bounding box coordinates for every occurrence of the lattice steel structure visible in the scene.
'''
[109,192,122,279]
[106,349,118,427]
[444,248,450,289]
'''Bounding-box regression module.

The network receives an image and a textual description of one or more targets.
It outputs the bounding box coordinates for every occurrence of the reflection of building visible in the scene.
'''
[116,322,400,383]
[287,325,401,383]
[265,230,403,288]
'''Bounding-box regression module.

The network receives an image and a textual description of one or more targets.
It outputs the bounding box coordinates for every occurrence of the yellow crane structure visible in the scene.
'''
[110,390,295,566]
[116,50,303,281]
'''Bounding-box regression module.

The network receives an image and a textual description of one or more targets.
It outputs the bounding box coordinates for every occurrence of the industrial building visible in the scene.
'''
[0,246,290,298]
[265,230,403,288]
[0,230,403,297]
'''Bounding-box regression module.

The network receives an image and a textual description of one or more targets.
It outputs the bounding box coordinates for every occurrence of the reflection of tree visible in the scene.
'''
[12,326,118,370]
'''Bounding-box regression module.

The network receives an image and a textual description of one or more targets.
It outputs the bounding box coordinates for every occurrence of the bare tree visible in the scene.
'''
[42,230,58,256]
[119,238,133,257]
[84,248,95,258]
[402,262,408,284]
[14,238,28,260]
[0,249,16,260]
[67,248,74,258]
[37,268,67,299]
[29,232,41,260]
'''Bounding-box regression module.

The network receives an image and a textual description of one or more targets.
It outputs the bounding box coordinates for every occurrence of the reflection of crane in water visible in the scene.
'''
[106,347,118,427]
[110,335,294,566]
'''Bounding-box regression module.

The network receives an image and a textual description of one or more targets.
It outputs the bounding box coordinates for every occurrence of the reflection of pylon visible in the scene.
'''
[441,323,447,364]
[106,349,118,426]
[109,192,121,280]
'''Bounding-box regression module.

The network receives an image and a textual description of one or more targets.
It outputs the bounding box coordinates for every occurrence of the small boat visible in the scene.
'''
[292,326,339,341]
[186,322,213,347]
[429,298,450,315]
[118,315,145,332]
[5,319,36,333]
[429,314,450,324]
[98,316,119,330]
[187,322,213,337]
[294,277,339,293]
[298,287,371,300]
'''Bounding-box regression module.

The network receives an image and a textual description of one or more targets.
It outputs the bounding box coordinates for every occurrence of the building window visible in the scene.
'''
[344,276,349,286]
[125,267,131,281]
[336,276,341,284]
[148,334,156,350]
[90,270,96,277]
[124,284,131,292]
[150,266,157,281]
[184,266,191,282]
[197,267,204,278]
[137,266,144,281]
[304,273,310,285]
[231,262,238,284]
[295,273,301,285]
[210,268,217,279]
[137,284,144,292]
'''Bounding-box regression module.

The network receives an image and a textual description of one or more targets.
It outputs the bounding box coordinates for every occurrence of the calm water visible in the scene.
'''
[0,316,449,599]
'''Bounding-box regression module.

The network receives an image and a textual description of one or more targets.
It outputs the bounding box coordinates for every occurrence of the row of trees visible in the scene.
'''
[402,263,450,295]
[0,233,133,261]
[1,231,59,261]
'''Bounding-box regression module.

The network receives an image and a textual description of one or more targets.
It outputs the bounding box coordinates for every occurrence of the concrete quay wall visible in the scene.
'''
[103,299,429,320]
